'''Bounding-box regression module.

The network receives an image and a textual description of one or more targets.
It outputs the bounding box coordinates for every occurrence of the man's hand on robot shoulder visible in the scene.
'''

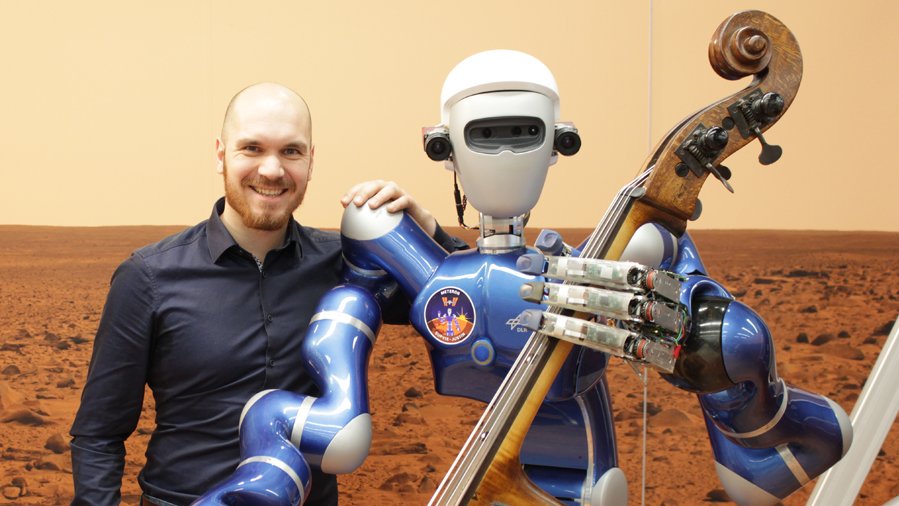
[514,253,690,372]
[340,179,437,236]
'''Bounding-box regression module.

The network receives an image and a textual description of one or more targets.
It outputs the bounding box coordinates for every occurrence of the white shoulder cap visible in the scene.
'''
[619,223,678,269]
[340,204,403,241]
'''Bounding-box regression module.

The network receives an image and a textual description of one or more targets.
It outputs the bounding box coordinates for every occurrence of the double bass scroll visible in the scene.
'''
[429,10,802,506]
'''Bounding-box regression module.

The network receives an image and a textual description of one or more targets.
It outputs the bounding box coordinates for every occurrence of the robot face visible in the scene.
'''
[464,116,546,155]
[424,50,579,219]
[448,91,555,218]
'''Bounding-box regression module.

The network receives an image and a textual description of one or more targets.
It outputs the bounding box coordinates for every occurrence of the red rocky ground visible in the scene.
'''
[0,226,896,505]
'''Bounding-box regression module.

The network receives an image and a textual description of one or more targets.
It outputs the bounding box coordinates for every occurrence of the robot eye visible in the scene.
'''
[553,123,581,156]
[422,126,453,161]
[464,117,545,154]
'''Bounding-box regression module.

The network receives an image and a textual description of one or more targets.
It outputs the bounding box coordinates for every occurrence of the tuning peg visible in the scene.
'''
[717,165,732,180]
[705,163,734,193]
[748,92,784,165]
[752,92,785,120]
[752,127,782,165]
[701,126,729,151]
[690,199,703,221]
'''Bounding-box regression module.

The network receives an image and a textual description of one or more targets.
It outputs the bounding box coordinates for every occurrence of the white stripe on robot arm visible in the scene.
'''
[290,396,317,447]
[239,389,277,431]
[310,310,377,345]
[715,379,789,440]
[237,455,309,502]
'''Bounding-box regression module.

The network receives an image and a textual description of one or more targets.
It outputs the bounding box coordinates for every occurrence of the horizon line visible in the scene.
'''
[0,224,897,234]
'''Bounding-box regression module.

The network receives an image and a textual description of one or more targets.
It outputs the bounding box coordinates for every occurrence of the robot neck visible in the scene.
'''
[476,214,526,254]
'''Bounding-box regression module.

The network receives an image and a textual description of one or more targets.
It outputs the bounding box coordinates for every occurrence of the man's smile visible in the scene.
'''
[250,185,288,197]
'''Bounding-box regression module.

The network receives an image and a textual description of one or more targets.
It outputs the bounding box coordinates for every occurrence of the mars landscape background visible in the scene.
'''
[2,1,898,504]
[0,225,896,505]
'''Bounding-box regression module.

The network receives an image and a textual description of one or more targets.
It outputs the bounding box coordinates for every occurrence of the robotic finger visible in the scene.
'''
[519,281,685,335]
[517,253,683,303]
[516,309,678,372]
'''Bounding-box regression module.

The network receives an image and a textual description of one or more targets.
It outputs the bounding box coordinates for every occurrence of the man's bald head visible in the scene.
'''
[221,82,312,144]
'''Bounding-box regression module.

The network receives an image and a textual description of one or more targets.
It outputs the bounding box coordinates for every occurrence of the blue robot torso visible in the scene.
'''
[408,246,608,404]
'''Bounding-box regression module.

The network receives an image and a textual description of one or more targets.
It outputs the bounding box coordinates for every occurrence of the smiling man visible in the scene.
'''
[69,83,462,506]
[218,84,316,255]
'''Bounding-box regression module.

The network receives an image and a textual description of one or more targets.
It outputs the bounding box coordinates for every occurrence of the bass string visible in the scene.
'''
[586,167,652,259]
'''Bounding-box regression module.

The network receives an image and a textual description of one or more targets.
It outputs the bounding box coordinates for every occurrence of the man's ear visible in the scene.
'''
[215,138,225,174]
[307,144,315,182]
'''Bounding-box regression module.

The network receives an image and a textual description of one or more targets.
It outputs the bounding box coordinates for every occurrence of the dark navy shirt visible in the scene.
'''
[70,198,463,506]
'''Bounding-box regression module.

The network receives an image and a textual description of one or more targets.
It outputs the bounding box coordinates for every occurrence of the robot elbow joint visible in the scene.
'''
[319,413,373,474]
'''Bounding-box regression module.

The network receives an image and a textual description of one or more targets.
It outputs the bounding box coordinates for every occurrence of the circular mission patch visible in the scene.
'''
[424,286,476,345]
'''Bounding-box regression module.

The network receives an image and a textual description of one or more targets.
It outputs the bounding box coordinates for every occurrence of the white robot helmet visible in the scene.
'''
[439,49,561,125]
[423,50,580,219]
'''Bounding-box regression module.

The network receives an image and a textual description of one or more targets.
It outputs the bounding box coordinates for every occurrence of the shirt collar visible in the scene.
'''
[206,197,303,263]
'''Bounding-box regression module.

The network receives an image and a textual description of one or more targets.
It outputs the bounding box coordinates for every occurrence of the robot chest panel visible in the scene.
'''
[410,250,543,398]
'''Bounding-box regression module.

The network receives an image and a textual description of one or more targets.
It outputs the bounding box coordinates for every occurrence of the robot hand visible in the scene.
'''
[516,253,688,373]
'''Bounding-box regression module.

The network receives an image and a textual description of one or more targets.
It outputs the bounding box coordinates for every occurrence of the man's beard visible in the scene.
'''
[223,162,306,231]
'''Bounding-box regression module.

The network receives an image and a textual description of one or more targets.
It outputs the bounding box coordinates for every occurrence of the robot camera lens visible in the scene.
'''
[424,134,452,161]
[554,129,581,156]
[528,126,539,136]
[482,128,492,139]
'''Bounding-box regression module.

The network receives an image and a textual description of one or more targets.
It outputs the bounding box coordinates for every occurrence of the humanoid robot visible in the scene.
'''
[196,50,852,506]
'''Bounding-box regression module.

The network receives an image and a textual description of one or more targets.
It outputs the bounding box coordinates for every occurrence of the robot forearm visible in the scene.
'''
[682,295,850,445]
[669,292,852,505]
[193,285,381,506]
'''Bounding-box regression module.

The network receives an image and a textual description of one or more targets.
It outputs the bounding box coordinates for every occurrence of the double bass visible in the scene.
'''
[429,10,836,505]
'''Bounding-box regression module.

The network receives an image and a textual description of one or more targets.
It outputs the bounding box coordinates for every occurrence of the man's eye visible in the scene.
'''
[243,146,261,153]
[283,148,300,156]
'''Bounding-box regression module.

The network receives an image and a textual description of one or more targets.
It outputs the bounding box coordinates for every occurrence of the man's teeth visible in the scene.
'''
[253,187,285,197]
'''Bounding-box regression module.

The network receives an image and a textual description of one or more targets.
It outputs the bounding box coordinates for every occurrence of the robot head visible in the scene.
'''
[423,50,580,219]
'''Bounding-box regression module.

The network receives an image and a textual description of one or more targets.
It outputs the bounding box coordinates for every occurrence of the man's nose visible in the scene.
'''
[257,155,284,178]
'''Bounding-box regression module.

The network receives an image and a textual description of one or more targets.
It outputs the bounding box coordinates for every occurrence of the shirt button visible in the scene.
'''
[265,314,273,323]
[268,359,275,367]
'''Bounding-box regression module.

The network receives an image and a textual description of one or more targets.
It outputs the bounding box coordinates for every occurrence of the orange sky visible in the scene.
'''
[1,1,897,231]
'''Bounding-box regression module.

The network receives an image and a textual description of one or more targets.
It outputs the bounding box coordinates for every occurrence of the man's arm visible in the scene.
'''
[70,256,155,505]
[430,222,470,253]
